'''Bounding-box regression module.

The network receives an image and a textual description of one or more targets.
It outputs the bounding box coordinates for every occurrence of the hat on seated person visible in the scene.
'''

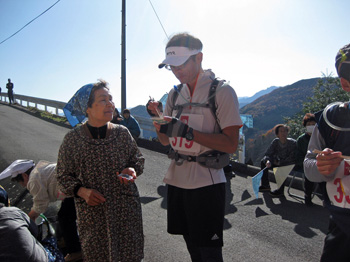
[0,160,35,180]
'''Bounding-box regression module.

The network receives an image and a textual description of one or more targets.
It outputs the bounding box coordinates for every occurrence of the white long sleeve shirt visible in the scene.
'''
[27,161,61,214]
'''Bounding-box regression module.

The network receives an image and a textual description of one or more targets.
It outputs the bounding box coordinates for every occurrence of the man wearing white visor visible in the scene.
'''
[148,33,242,261]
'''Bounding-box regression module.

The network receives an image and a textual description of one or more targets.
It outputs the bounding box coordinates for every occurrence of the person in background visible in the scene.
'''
[0,159,82,262]
[6,78,14,104]
[57,80,145,262]
[120,108,141,140]
[295,113,317,206]
[259,124,297,197]
[111,108,122,124]
[304,43,350,262]
[148,33,242,262]
[0,185,49,262]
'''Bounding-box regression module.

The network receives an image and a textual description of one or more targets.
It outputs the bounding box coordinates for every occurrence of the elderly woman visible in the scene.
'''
[57,80,145,262]
[259,124,297,197]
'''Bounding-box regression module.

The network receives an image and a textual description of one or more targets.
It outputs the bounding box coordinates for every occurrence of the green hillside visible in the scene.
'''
[240,78,320,165]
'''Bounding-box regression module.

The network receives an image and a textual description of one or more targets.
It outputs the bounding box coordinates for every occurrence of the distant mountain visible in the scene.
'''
[240,77,320,165]
[238,86,279,108]
[130,105,149,118]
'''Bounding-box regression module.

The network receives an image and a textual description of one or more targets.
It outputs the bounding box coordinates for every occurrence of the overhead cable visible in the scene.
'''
[148,0,168,39]
[0,0,61,45]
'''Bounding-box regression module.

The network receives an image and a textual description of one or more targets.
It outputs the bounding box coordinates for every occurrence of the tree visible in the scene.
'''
[284,73,349,139]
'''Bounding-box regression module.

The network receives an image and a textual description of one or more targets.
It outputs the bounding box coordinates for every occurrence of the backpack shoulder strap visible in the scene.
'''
[208,78,220,117]
[170,84,183,117]
[171,79,221,123]
[317,108,339,149]
[208,78,221,130]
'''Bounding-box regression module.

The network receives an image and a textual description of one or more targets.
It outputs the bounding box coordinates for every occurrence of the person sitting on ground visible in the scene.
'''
[0,159,82,262]
[295,113,317,206]
[119,108,141,139]
[0,185,49,262]
[259,124,297,197]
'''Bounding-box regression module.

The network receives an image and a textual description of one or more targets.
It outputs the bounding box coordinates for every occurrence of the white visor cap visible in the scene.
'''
[158,46,201,69]
[0,159,35,180]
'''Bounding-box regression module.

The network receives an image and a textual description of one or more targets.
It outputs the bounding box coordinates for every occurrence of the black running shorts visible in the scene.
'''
[167,183,226,247]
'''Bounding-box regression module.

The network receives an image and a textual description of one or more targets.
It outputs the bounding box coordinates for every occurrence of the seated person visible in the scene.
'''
[0,185,49,262]
[111,108,122,124]
[259,124,297,197]
[0,159,82,262]
[119,109,141,139]
[295,113,317,206]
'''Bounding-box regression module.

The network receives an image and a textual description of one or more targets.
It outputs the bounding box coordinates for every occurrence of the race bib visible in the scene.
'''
[326,160,350,209]
[169,114,203,154]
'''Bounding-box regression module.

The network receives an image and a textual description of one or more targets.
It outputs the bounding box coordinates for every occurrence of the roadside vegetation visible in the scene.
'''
[27,106,68,124]
[285,73,350,139]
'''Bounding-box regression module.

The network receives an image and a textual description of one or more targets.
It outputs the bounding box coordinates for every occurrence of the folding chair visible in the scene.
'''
[287,170,319,200]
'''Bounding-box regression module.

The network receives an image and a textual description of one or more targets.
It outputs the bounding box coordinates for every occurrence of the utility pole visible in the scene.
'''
[121,0,126,111]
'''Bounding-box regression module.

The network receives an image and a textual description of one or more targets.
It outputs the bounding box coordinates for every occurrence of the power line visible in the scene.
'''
[0,0,61,45]
[148,0,168,39]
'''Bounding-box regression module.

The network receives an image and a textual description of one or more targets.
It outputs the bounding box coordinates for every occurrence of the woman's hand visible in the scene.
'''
[28,210,40,221]
[117,167,137,185]
[77,187,106,206]
[316,148,343,175]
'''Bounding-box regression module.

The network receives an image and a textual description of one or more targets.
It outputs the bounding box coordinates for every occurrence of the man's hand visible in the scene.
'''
[77,187,106,206]
[158,117,188,138]
[316,148,343,175]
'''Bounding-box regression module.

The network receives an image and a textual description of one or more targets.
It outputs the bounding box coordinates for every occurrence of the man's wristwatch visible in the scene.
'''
[185,127,194,141]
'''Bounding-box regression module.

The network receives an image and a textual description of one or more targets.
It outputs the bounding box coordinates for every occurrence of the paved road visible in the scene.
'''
[0,103,329,262]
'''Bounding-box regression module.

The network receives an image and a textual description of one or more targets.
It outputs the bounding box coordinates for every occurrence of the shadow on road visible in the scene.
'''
[141,173,239,231]
[262,193,329,238]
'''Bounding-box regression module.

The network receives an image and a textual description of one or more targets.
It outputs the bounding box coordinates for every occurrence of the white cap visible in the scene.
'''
[0,160,35,180]
[158,46,201,68]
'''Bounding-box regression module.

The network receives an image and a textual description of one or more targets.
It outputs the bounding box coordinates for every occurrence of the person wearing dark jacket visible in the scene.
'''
[295,113,317,206]
[0,185,49,262]
[120,109,141,139]
[6,78,14,104]
[304,43,350,262]
[111,108,122,124]
[259,124,296,197]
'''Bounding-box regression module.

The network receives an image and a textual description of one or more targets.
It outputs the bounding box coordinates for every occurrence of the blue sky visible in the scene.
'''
[0,0,349,109]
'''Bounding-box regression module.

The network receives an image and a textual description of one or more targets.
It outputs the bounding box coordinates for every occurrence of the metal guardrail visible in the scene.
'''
[0,92,65,115]
[0,92,156,135]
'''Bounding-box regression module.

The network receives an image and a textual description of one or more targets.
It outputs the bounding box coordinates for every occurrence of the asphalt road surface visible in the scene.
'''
[0,103,329,262]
